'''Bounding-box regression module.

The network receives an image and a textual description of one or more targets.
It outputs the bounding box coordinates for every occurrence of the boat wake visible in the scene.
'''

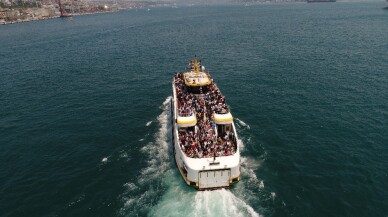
[148,187,260,217]
[119,97,263,217]
[236,118,251,130]
[118,96,172,216]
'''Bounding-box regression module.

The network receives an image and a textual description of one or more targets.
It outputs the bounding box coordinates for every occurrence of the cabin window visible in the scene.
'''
[179,126,195,133]
[217,124,222,135]
[187,86,200,94]
[225,124,231,132]
[187,85,209,95]
[217,124,232,135]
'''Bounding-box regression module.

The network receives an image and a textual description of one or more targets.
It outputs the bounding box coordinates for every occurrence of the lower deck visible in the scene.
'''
[172,98,240,190]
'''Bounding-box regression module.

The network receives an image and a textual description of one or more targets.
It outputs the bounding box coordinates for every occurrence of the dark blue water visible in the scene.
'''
[1,2,387,217]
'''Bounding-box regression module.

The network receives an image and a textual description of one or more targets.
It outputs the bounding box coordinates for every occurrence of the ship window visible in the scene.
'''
[186,85,209,95]
[217,124,232,135]
[179,126,195,134]
[225,125,231,132]
[217,124,223,135]
[201,85,209,93]
[187,86,200,94]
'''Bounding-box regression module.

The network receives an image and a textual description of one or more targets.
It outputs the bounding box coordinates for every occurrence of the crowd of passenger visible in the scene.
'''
[174,72,236,158]
[174,72,229,117]
[175,73,194,117]
[178,128,236,158]
[204,82,229,114]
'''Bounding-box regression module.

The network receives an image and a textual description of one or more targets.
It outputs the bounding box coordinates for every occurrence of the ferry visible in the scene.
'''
[171,58,240,190]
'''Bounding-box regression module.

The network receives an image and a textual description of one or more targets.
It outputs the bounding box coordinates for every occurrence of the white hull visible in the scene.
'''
[171,82,240,190]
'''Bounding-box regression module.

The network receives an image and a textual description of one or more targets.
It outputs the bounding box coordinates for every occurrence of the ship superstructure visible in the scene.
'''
[171,58,240,190]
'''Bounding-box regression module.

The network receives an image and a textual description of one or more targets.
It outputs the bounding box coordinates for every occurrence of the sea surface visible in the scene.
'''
[1,2,387,217]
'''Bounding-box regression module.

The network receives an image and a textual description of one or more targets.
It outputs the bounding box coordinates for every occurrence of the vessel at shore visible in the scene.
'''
[171,58,240,190]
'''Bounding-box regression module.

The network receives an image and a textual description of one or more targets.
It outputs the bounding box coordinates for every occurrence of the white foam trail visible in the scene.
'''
[240,157,261,187]
[66,194,85,208]
[119,151,130,161]
[237,130,266,192]
[233,134,268,205]
[146,121,152,126]
[259,181,264,189]
[149,188,260,217]
[237,119,263,194]
[119,96,172,216]
[123,182,138,191]
[161,96,172,107]
[240,156,261,171]
[238,138,245,150]
[192,189,260,217]
[236,118,250,130]
[271,192,276,201]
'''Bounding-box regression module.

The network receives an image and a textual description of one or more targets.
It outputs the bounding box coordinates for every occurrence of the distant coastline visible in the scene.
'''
[0,0,172,25]
[1,0,344,26]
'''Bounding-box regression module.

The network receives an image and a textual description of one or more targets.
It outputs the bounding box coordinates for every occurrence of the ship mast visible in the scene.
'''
[192,58,201,73]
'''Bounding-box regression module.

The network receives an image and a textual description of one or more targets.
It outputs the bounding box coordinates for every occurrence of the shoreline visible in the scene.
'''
[1,16,59,25]
[0,10,118,25]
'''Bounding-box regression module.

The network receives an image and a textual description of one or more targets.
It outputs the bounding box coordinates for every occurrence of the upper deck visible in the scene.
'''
[173,59,237,159]
[183,71,212,87]
[183,58,212,87]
